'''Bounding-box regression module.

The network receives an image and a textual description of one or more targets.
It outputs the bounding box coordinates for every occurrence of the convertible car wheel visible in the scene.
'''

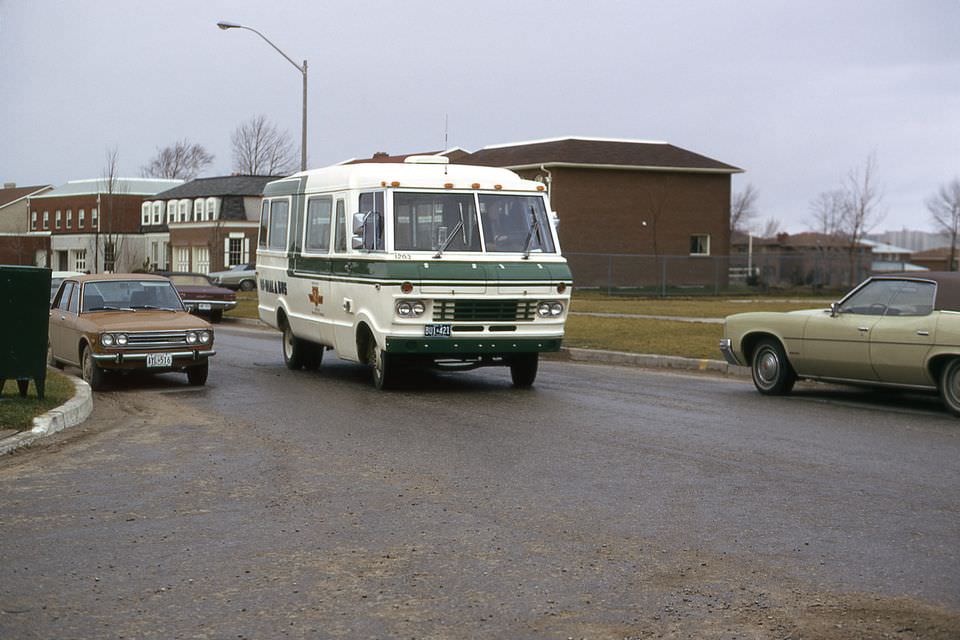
[751,338,796,395]
[938,359,960,416]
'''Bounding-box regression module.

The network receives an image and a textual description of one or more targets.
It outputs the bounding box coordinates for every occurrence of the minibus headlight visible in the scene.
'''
[550,302,563,316]
[412,301,425,316]
[537,302,552,317]
[397,301,413,317]
[101,333,115,346]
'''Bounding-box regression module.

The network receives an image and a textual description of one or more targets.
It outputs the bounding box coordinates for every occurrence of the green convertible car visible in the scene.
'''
[720,272,960,415]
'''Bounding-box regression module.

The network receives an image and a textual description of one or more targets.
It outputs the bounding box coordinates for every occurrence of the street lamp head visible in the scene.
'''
[216,21,242,30]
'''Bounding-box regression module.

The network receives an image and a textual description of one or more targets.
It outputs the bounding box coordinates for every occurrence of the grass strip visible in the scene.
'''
[563,315,723,360]
[0,369,76,431]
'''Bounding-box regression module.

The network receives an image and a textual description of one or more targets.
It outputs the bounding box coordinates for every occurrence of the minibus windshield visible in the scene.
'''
[393,192,555,254]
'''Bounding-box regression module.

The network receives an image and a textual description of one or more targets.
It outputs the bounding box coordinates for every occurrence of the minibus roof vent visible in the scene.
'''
[404,155,450,165]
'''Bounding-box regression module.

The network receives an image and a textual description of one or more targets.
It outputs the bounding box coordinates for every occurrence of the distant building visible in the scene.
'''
[866,229,950,252]
[731,231,873,288]
[28,178,182,272]
[0,182,52,232]
[859,239,927,273]
[146,175,278,273]
[911,246,959,272]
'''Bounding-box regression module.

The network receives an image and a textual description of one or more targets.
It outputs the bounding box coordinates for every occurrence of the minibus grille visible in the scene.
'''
[433,300,536,322]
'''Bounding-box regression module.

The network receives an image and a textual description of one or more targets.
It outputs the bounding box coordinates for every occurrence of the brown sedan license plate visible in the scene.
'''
[146,353,173,368]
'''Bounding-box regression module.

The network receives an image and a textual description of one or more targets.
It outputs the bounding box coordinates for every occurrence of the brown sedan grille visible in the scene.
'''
[433,299,536,322]
[122,331,190,348]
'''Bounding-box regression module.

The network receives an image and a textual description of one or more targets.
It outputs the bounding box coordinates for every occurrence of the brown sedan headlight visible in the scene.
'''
[186,332,198,344]
[100,333,115,347]
[199,331,212,344]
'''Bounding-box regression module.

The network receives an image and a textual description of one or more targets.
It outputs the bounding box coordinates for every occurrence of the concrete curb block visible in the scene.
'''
[563,347,751,378]
[0,374,93,456]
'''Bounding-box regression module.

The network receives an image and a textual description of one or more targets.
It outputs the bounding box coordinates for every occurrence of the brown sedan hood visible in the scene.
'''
[80,310,212,332]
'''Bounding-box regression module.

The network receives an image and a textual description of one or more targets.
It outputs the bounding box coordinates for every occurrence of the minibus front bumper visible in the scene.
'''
[385,337,562,356]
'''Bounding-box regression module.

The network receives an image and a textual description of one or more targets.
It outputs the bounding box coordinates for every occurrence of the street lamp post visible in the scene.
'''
[217,21,307,172]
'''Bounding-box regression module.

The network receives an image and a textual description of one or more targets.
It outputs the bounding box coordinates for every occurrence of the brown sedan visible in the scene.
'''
[48,274,216,390]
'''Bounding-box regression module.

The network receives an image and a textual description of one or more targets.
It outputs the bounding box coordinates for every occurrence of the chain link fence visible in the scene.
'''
[565,251,908,297]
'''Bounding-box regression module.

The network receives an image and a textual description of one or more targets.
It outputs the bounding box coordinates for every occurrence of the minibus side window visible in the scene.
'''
[268,199,290,252]
[358,191,384,251]
[258,200,269,247]
[304,196,333,253]
[335,200,346,252]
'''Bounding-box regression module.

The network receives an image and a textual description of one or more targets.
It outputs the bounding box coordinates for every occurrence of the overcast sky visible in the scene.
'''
[1,0,958,233]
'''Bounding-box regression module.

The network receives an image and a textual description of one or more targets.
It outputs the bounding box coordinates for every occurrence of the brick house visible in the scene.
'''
[0,182,53,266]
[27,178,182,273]
[145,175,277,274]
[731,231,874,288]
[462,137,742,288]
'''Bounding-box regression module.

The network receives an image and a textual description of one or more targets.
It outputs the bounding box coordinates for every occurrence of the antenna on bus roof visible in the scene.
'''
[444,114,449,175]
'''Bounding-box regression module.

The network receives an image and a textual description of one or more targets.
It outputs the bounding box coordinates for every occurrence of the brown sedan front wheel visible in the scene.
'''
[81,346,106,392]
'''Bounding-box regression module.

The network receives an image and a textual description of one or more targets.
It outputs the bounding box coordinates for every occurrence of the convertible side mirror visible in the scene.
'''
[830,302,840,317]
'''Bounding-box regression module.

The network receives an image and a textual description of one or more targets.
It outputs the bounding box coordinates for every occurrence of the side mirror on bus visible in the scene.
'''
[351,236,364,250]
[352,212,367,235]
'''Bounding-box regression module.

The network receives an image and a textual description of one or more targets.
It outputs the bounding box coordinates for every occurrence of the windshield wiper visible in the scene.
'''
[433,202,468,259]
[129,305,177,311]
[88,306,133,312]
[522,206,543,260]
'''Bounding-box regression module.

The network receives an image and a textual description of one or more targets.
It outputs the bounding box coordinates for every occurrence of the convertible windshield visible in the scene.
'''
[391,192,555,254]
[82,280,184,312]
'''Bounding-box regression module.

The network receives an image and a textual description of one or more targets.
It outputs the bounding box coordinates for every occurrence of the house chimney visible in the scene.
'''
[3,182,15,189]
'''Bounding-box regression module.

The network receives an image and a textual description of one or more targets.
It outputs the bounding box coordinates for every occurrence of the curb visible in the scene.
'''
[560,347,751,378]
[221,316,277,331]
[0,373,93,456]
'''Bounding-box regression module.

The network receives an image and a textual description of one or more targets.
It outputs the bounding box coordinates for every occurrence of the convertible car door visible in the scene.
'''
[801,279,903,381]
[869,280,936,386]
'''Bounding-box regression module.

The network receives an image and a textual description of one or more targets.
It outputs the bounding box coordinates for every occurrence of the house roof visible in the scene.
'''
[31,178,183,198]
[342,148,470,165]
[150,175,280,200]
[463,136,742,174]
[912,246,957,258]
[0,184,52,208]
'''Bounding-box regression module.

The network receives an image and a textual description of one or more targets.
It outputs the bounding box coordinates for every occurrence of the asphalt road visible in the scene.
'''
[1,324,958,639]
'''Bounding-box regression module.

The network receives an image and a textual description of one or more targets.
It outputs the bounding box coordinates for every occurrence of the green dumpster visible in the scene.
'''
[0,265,51,400]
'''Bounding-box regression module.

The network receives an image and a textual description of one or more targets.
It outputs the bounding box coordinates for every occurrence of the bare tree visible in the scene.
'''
[927,177,960,271]
[97,146,139,273]
[838,153,885,284]
[231,115,298,176]
[141,139,214,180]
[807,189,845,237]
[730,183,759,233]
[759,217,783,238]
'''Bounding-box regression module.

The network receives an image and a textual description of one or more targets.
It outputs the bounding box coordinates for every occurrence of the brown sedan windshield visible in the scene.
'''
[82,280,184,312]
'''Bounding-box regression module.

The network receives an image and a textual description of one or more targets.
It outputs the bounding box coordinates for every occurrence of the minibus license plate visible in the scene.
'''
[424,324,451,337]
[147,353,173,368]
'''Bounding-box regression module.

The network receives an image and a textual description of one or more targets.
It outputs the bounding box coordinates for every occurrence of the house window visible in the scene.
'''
[194,199,204,222]
[75,249,86,271]
[152,202,162,225]
[91,208,98,229]
[55,210,62,229]
[690,234,711,256]
[167,201,177,224]
[142,202,152,226]
[193,246,210,273]
[31,211,37,230]
[43,211,49,229]
[66,209,73,229]
[103,241,116,272]
[206,197,218,221]
[176,246,190,271]
[227,237,244,266]
[78,209,85,228]
[179,200,189,223]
